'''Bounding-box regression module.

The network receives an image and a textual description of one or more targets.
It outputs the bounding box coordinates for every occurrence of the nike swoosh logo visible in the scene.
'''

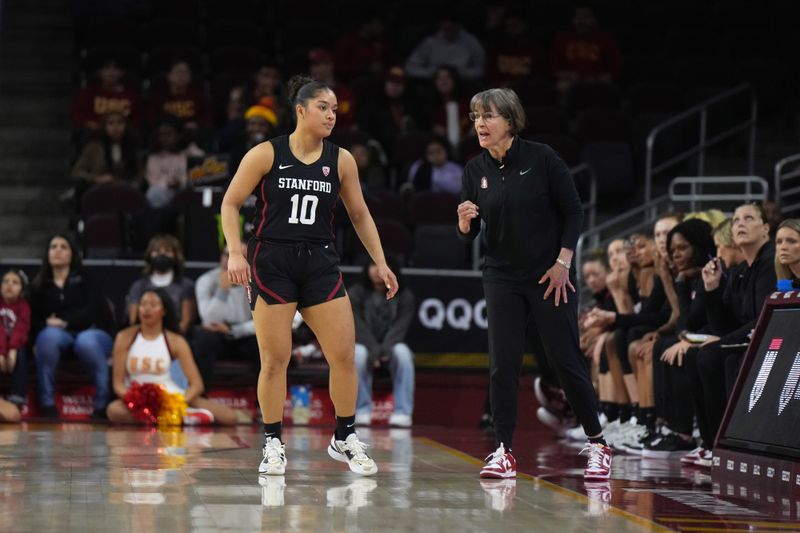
[520,168,531,175]
[347,423,355,428]
[278,164,293,170]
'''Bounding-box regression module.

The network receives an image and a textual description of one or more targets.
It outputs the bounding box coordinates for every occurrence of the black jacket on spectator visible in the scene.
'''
[29,274,115,337]
[675,275,708,333]
[614,275,670,328]
[705,241,776,345]
[592,287,617,312]
[348,284,415,364]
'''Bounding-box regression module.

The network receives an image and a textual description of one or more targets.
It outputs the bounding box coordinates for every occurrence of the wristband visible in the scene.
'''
[556,258,571,269]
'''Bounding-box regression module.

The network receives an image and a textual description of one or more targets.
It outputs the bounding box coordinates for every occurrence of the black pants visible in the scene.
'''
[484,281,601,448]
[617,325,653,375]
[652,336,695,435]
[686,342,745,448]
[191,326,260,391]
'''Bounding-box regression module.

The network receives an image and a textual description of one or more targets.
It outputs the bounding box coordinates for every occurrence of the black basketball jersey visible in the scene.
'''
[251,135,341,244]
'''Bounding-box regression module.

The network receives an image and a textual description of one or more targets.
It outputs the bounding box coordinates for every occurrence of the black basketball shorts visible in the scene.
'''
[247,240,346,309]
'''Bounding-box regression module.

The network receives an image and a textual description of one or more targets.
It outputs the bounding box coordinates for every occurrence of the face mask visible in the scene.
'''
[149,254,175,273]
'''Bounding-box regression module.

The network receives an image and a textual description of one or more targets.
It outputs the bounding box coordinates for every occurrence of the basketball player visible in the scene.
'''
[221,75,398,477]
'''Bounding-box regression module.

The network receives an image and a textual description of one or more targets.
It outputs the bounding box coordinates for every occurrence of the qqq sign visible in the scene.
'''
[418,298,488,331]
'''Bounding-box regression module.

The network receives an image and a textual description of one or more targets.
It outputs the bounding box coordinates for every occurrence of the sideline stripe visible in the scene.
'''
[659,518,800,529]
[418,437,671,533]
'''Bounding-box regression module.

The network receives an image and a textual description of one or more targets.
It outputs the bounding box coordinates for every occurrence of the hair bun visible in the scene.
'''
[287,75,314,105]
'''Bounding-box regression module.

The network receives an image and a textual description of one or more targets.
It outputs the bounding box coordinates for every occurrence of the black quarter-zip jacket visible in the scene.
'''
[458,137,583,283]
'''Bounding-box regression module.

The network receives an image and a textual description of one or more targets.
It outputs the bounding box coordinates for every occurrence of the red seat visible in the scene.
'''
[82,213,123,258]
[80,183,145,217]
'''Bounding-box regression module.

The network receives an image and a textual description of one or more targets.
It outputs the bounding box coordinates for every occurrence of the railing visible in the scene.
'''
[669,176,769,213]
[572,163,598,231]
[644,84,757,204]
[575,175,769,303]
[469,163,598,270]
[774,154,800,215]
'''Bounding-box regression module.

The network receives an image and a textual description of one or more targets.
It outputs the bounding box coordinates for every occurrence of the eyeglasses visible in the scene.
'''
[468,111,505,122]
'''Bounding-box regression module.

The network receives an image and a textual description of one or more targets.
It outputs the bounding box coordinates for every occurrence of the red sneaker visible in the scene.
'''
[582,443,612,481]
[480,443,517,479]
[681,446,713,467]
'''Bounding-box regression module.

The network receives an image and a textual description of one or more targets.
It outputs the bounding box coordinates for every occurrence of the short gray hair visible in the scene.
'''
[470,88,526,135]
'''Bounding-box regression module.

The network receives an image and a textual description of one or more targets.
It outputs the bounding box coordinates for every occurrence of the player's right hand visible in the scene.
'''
[227,251,251,286]
[457,200,479,234]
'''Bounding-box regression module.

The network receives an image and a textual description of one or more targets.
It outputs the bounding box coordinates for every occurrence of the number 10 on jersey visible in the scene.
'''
[288,194,319,225]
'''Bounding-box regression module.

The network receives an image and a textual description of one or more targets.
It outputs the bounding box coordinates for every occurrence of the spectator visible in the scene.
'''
[350,257,415,428]
[249,64,290,133]
[213,85,247,152]
[67,111,143,203]
[712,218,744,270]
[147,60,211,133]
[690,203,776,458]
[586,233,669,427]
[0,269,30,415]
[479,2,508,43]
[405,17,486,81]
[191,246,258,390]
[775,218,800,282]
[145,117,204,209]
[29,234,115,419]
[404,137,463,195]
[429,66,473,148]
[652,213,684,331]
[71,57,142,134]
[333,14,388,81]
[605,238,633,313]
[583,252,616,313]
[107,289,245,425]
[350,142,388,191]
[289,311,322,364]
[308,48,357,131]
[356,66,418,157]
[127,234,196,337]
[228,104,278,176]
[487,11,546,85]
[644,219,716,458]
[550,4,622,93]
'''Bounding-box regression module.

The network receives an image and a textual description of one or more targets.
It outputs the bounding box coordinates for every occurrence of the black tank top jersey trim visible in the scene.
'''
[252,134,341,245]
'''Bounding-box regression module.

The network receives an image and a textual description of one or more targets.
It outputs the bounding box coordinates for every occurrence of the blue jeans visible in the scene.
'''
[35,327,112,409]
[354,343,415,416]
